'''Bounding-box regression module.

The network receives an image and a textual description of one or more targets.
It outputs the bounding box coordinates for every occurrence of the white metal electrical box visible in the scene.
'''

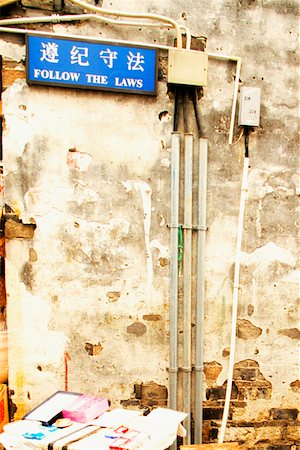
[168,48,208,86]
[238,86,261,127]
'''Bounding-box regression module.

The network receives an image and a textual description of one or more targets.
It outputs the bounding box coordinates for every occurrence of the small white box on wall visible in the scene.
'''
[238,86,261,127]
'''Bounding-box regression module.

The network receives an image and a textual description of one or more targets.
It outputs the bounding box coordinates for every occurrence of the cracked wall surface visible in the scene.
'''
[0,0,299,448]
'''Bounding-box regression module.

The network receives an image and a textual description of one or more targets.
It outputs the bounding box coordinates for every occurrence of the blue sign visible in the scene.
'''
[26,34,158,95]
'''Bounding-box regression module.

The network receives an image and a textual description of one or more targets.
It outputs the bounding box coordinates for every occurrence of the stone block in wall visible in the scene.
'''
[62,0,103,14]
[5,219,35,239]
[204,361,222,386]
[269,408,298,421]
[2,61,26,90]
[21,0,54,10]
[121,381,168,409]
[203,406,229,420]
[180,444,240,449]
[251,442,297,450]
[233,360,272,400]
[235,380,272,400]
[138,381,168,407]
[286,424,300,440]
[0,277,6,307]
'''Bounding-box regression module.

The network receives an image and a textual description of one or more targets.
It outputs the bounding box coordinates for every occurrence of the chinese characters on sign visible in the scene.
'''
[26,35,158,95]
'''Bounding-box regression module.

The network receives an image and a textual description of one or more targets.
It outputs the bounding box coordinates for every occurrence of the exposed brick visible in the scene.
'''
[252,443,296,450]
[278,328,300,340]
[120,398,141,408]
[142,314,162,321]
[206,385,226,401]
[29,248,37,262]
[236,319,262,339]
[269,408,298,421]
[0,237,5,258]
[21,0,54,10]
[106,291,121,302]
[140,381,168,407]
[286,424,300,440]
[234,367,259,381]
[203,406,230,420]
[235,380,272,400]
[204,361,222,385]
[133,384,142,400]
[222,347,230,357]
[5,219,35,239]
[2,61,26,90]
[123,382,168,408]
[126,321,147,336]
[180,444,241,449]
[84,342,103,356]
[0,277,6,307]
[290,380,300,393]
[232,360,272,400]
[235,360,260,368]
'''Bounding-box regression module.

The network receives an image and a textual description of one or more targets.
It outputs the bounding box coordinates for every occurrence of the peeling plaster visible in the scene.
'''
[255,198,262,238]
[0,42,25,62]
[72,184,98,205]
[160,158,171,168]
[247,169,275,200]
[67,148,93,172]
[122,181,153,292]
[240,242,296,268]
[62,217,131,267]
[24,181,73,219]
[150,238,170,266]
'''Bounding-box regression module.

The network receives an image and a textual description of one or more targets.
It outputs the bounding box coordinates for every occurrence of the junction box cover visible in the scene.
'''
[168,48,208,86]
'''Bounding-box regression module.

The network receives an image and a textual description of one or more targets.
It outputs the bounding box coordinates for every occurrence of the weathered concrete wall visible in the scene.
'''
[1,0,299,448]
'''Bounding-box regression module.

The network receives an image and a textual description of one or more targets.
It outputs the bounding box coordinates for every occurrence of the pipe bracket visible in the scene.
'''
[168,368,178,373]
[181,224,208,231]
[180,366,192,373]
[194,225,208,231]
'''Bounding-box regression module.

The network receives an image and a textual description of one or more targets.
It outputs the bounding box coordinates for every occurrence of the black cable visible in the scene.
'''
[192,88,204,138]
[183,87,189,133]
[244,126,249,157]
[173,87,179,132]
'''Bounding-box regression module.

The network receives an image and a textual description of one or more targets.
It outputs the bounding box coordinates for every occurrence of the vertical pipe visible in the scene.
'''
[194,138,208,443]
[169,133,180,417]
[229,58,241,145]
[218,156,249,443]
[182,133,193,444]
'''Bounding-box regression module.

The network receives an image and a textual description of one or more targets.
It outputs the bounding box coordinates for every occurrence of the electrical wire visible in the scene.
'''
[0,14,190,46]
[68,0,183,48]
[183,87,189,133]
[192,88,204,138]
[244,126,249,157]
[231,128,244,146]
[173,87,180,132]
[218,128,250,443]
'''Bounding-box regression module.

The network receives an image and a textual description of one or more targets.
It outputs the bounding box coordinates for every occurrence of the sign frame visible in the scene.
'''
[26,33,158,96]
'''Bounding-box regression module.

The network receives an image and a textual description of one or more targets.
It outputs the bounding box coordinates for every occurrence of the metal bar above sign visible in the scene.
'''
[26,34,158,96]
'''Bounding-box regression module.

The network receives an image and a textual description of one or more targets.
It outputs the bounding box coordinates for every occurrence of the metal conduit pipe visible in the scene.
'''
[0,15,190,49]
[182,133,193,444]
[169,132,180,450]
[194,138,208,444]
